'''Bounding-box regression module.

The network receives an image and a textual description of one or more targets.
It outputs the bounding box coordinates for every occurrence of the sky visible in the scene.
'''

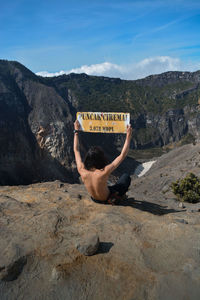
[1,0,200,79]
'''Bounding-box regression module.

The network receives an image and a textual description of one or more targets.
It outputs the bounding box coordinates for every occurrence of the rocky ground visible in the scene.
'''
[1,143,200,300]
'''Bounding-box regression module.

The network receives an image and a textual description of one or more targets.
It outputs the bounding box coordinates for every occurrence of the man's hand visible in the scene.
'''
[126,124,132,141]
[74,120,81,131]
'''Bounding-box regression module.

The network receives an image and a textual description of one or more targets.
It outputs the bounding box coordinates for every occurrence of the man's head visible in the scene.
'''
[84,146,108,170]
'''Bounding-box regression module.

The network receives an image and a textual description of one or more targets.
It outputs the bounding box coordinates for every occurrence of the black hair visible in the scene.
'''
[84,146,108,170]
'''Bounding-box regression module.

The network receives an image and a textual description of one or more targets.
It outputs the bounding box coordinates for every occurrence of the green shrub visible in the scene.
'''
[171,173,200,203]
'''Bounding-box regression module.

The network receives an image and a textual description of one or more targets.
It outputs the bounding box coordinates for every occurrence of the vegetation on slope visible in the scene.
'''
[47,72,200,116]
[171,173,200,203]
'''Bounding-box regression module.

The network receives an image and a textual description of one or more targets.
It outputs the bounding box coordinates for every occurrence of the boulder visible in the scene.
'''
[76,233,99,256]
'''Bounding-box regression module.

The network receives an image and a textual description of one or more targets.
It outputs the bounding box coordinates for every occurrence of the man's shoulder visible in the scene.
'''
[81,168,107,178]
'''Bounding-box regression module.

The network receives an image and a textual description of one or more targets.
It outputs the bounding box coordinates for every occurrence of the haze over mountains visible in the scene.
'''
[1,59,200,185]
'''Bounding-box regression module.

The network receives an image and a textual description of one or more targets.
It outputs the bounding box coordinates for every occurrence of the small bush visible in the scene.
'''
[171,173,200,203]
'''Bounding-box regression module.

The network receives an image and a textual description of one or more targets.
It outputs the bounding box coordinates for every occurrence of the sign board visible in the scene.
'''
[76,112,130,133]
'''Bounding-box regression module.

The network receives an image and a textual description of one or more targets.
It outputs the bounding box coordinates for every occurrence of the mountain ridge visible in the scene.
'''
[1,59,200,185]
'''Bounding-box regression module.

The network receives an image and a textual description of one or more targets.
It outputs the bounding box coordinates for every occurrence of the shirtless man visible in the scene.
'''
[73,120,132,204]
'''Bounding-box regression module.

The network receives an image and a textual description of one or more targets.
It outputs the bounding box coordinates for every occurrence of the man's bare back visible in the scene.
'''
[80,168,110,201]
[73,120,132,202]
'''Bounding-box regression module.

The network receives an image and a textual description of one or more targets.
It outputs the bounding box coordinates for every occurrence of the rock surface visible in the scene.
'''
[76,232,100,256]
[132,142,200,212]
[1,144,200,299]
[0,60,75,185]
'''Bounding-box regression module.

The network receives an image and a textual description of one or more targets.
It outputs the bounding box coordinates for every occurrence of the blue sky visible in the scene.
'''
[1,0,200,79]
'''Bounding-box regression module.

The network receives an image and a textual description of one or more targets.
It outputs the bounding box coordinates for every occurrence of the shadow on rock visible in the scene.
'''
[118,197,181,215]
[97,242,114,254]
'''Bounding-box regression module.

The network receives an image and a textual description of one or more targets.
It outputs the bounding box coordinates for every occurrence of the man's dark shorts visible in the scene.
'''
[91,173,131,205]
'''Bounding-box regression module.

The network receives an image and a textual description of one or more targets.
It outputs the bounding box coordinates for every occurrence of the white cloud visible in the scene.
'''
[36,56,196,80]
[36,62,124,78]
[133,56,181,79]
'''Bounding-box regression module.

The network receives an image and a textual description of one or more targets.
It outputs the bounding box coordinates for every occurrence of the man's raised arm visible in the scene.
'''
[105,124,132,174]
[73,120,84,173]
